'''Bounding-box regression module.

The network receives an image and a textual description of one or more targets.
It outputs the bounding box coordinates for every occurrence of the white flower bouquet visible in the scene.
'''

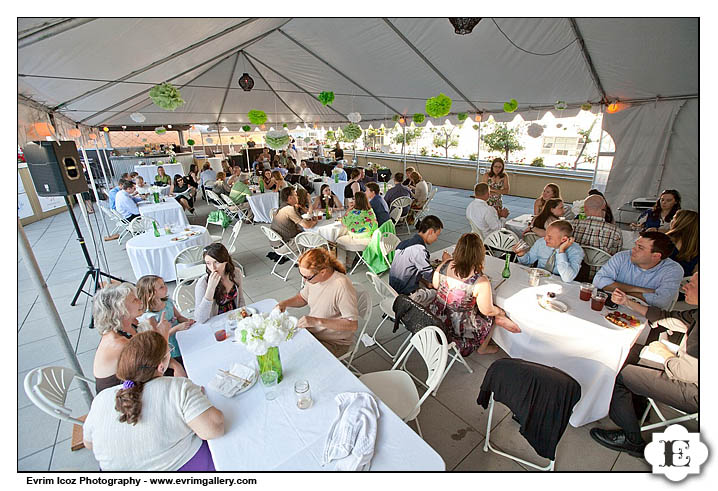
[236,309,298,356]
[134,152,145,157]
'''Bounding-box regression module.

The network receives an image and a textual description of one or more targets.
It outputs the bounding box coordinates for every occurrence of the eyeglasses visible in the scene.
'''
[300,271,319,282]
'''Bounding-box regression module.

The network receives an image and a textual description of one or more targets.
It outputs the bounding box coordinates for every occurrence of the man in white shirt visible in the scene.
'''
[115,181,143,221]
[466,183,509,239]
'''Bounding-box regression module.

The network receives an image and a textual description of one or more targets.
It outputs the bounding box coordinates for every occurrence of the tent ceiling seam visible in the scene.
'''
[569,18,608,103]
[78,20,291,125]
[382,18,483,114]
[243,52,305,124]
[277,29,403,116]
[53,18,258,110]
[243,51,349,123]
[217,52,242,123]
[18,18,97,49]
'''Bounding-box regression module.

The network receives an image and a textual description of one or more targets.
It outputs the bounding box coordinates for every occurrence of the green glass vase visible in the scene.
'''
[256,346,283,383]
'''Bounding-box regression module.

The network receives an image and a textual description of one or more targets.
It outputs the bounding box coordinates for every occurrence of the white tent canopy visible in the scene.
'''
[17,17,699,208]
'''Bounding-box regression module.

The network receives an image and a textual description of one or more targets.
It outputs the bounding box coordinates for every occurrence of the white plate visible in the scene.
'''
[537,295,568,313]
[604,313,642,329]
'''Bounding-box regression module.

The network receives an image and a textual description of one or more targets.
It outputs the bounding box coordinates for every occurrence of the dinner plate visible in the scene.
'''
[604,312,642,329]
[171,236,189,242]
[537,295,568,313]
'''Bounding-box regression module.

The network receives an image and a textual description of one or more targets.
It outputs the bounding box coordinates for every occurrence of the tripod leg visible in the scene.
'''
[71,269,95,306]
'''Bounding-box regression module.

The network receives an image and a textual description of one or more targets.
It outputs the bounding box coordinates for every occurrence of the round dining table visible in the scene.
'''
[126,225,212,282]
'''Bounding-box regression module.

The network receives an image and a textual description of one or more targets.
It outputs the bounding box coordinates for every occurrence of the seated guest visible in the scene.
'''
[276,248,358,358]
[129,171,139,181]
[194,243,245,323]
[466,183,509,238]
[226,165,242,186]
[590,272,698,458]
[588,189,615,223]
[332,161,347,181]
[407,171,429,224]
[108,179,126,210]
[403,167,416,188]
[228,172,251,205]
[533,183,561,216]
[365,182,391,226]
[83,331,224,471]
[333,142,344,161]
[272,170,288,191]
[336,191,378,268]
[300,160,316,179]
[199,163,217,188]
[632,189,681,232]
[261,169,276,191]
[134,175,146,189]
[251,157,263,173]
[383,172,413,215]
[154,166,171,186]
[666,210,698,276]
[528,198,565,237]
[343,168,362,204]
[593,231,683,308]
[279,150,292,167]
[312,184,343,212]
[270,187,317,249]
[172,175,195,214]
[186,164,200,189]
[389,215,445,295]
[93,283,185,393]
[212,171,231,195]
[570,194,623,277]
[272,155,288,177]
[115,180,143,221]
[514,220,584,283]
[136,275,194,364]
[360,167,377,186]
[296,187,310,215]
[429,233,520,356]
[260,147,271,163]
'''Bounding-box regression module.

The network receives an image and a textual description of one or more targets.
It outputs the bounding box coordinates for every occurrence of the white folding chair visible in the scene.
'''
[294,231,330,253]
[379,232,401,271]
[173,245,206,283]
[582,245,612,270]
[172,278,198,319]
[205,189,225,209]
[128,216,158,236]
[468,217,485,240]
[221,193,250,222]
[260,226,299,281]
[639,398,698,432]
[389,206,402,225]
[269,207,279,221]
[390,196,412,235]
[24,366,95,426]
[339,283,373,374]
[201,180,216,203]
[523,231,539,247]
[484,229,519,260]
[365,272,405,360]
[100,205,125,236]
[348,235,378,275]
[111,209,133,245]
[414,187,437,223]
[359,326,449,438]
[225,220,246,277]
[205,215,226,242]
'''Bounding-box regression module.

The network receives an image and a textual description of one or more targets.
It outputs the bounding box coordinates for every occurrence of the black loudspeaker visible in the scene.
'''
[23,140,88,197]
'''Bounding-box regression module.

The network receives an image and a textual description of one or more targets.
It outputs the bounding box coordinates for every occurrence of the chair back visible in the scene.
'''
[261,226,289,252]
[226,220,243,255]
[379,232,400,267]
[366,271,399,301]
[353,282,372,324]
[23,366,94,426]
[390,196,412,210]
[389,207,402,224]
[174,245,206,282]
[270,208,279,221]
[295,231,330,252]
[393,326,449,393]
[468,218,485,240]
[172,278,197,318]
[523,231,539,247]
[111,209,130,224]
[581,245,612,268]
[205,189,224,208]
[484,229,519,256]
[221,194,239,209]
[128,216,157,235]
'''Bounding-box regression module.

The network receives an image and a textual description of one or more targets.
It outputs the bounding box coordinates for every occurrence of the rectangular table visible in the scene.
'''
[429,249,643,427]
[134,163,184,184]
[176,300,445,471]
[139,198,189,227]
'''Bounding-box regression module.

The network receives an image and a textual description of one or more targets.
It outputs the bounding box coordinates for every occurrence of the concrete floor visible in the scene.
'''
[18,185,674,472]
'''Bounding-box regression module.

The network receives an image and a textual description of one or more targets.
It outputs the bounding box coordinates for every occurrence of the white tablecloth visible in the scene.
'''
[621,229,638,250]
[126,225,212,282]
[504,213,532,237]
[139,199,190,228]
[136,185,170,196]
[176,299,445,471]
[207,157,223,173]
[134,163,184,184]
[304,217,347,243]
[312,179,350,206]
[428,250,642,428]
[247,192,279,223]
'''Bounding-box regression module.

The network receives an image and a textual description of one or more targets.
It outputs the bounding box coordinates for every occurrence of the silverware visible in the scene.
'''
[494,278,507,290]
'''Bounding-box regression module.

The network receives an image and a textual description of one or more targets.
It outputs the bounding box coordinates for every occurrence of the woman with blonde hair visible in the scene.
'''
[666,209,699,276]
[534,183,561,216]
[276,248,359,357]
[83,331,224,471]
[428,233,520,356]
[335,191,378,268]
[272,170,288,191]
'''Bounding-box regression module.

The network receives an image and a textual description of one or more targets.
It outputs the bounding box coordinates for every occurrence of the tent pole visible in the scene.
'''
[18,218,94,407]
[200,131,206,156]
[475,121,482,185]
[402,125,407,175]
[591,111,606,190]
[217,124,224,155]
[79,139,110,239]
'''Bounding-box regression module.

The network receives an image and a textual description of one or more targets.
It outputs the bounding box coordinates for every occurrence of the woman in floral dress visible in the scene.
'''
[428,233,520,356]
[482,158,510,212]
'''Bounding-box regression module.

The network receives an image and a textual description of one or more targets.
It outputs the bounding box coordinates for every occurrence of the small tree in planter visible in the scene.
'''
[392,127,423,155]
[481,123,524,163]
[530,157,545,167]
[430,125,459,158]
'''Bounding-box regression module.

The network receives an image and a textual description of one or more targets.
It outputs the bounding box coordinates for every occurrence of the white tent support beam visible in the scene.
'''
[242,51,305,124]
[79,21,291,124]
[382,18,483,114]
[568,18,608,103]
[277,29,404,116]
[475,123,482,185]
[217,52,242,124]
[55,18,259,111]
[18,18,97,50]
[244,51,349,122]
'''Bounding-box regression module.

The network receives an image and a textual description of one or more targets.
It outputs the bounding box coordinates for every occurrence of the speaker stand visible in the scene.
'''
[65,197,125,307]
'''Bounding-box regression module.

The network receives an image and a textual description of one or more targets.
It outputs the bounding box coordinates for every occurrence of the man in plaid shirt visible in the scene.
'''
[570,195,623,279]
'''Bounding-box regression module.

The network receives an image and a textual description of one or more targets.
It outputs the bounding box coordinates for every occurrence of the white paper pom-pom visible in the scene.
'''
[347,112,362,123]
[130,112,146,123]
[527,123,544,138]
[554,101,567,111]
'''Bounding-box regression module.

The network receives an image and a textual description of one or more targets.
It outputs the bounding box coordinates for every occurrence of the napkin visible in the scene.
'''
[208,363,256,398]
[323,392,380,471]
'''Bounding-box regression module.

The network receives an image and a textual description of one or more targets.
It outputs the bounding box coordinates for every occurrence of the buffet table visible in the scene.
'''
[175,299,445,471]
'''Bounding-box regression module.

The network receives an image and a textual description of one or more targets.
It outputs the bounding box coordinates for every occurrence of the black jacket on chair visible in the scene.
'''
[477,358,581,460]
[392,295,444,335]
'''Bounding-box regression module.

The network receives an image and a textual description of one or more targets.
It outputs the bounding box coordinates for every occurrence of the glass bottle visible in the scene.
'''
[502,254,511,279]
[152,221,160,237]
[259,178,265,193]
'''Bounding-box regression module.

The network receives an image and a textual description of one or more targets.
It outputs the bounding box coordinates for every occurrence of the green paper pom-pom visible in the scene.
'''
[242,125,251,132]
[457,113,468,121]
[392,114,400,122]
[342,123,362,141]
[581,103,592,111]
[425,93,453,118]
[282,123,288,128]
[303,137,311,143]
[503,99,518,113]
[186,139,195,146]
[412,113,425,124]
[318,91,335,106]
[149,82,185,111]
[472,125,479,131]
[248,110,267,125]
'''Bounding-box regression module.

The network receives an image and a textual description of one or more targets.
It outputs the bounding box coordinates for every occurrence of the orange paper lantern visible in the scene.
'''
[89,133,98,140]
[68,128,81,138]
[475,114,482,122]
[606,102,630,114]
[260,124,266,130]
[399,117,405,124]
[30,122,56,138]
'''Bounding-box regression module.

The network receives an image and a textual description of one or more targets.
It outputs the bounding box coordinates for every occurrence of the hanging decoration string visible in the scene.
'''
[491,18,577,56]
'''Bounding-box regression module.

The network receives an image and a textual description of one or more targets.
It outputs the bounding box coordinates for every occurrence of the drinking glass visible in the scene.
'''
[214,329,227,342]
[579,283,594,301]
[528,268,542,287]
[294,380,312,409]
[516,239,530,253]
[261,371,278,401]
[591,291,607,311]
